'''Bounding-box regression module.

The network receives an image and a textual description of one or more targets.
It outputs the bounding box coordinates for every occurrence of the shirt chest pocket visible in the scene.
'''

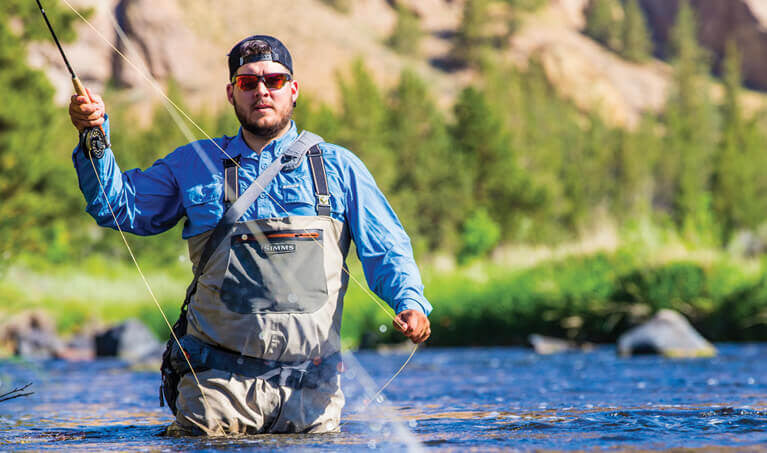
[279,178,314,205]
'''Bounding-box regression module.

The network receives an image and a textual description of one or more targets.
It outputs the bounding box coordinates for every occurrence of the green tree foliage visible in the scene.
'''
[562,114,617,228]
[451,87,506,208]
[0,1,82,265]
[385,70,463,251]
[293,93,342,142]
[335,59,395,193]
[712,41,767,237]
[5,7,767,270]
[458,208,501,263]
[387,4,422,56]
[453,0,492,68]
[584,0,623,52]
[621,0,653,62]
[502,0,547,11]
[661,0,719,241]
[612,116,658,218]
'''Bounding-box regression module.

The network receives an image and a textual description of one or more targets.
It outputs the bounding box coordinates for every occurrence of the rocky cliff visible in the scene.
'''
[640,0,767,90]
[26,0,767,128]
[29,0,465,111]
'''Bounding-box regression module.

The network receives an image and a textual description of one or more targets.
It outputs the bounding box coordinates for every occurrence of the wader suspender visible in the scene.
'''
[307,145,331,216]
[161,131,325,412]
[223,156,241,205]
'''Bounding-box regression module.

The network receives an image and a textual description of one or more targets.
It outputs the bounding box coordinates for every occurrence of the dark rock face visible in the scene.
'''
[94,319,161,362]
[618,309,716,358]
[112,0,216,91]
[639,0,767,90]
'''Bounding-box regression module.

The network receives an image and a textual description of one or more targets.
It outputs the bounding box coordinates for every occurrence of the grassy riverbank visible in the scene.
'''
[2,236,766,350]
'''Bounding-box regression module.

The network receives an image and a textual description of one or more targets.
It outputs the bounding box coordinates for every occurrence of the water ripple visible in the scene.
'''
[1,344,767,451]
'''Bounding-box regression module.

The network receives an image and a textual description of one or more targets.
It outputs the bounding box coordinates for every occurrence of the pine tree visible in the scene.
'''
[451,87,504,207]
[387,4,422,56]
[621,0,652,62]
[0,1,81,265]
[561,114,616,229]
[453,0,492,68]
[450,85,541,239]
[662,0,719,240]
[335,59,395,193]
[712,39,743,237]
[584,0,623,52]
[514,62,581,238]
[613,116,658,218]
[386,70,463,251]
[712,40,767,238]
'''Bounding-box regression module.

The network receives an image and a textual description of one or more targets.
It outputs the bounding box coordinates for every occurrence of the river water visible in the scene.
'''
[1,344,766,451]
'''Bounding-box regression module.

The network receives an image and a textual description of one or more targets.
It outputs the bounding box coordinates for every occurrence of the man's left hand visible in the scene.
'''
[393,310,431,344]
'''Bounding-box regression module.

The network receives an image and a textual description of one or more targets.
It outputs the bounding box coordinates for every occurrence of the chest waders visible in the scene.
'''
[160,131,351,423]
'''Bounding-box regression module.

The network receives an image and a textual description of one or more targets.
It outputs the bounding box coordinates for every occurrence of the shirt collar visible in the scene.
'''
[229,121,299,159]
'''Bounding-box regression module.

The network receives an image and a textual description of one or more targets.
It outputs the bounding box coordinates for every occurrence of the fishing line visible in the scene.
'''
[85,151,226,436]
[36,0,226,435]
[103,3,418,395]
[59,0,420,416]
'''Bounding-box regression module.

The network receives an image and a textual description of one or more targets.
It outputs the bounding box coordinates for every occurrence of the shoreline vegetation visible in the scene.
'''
[3,2,767,356]
[2,224,765,354]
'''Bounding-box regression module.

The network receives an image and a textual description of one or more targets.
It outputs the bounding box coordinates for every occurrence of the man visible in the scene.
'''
[68,35,431,435]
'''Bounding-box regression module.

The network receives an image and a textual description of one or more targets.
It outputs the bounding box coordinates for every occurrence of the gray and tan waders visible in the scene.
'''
[164,132,351,435]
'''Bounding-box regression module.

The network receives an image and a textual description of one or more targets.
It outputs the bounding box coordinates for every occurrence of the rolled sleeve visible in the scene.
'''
[339,147,432,316]
[71,116,183,236]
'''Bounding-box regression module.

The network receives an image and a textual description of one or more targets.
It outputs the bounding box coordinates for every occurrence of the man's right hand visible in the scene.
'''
[68,87,105,133]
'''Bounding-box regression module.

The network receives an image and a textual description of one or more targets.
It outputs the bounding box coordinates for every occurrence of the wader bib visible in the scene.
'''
[161,131,351,435]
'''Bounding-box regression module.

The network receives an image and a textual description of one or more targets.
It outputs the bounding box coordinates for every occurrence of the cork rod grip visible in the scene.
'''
[72,76,93,102]
[72,76,106,137]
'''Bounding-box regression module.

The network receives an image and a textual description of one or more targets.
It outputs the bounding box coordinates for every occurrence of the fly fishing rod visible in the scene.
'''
[36,0,109,158]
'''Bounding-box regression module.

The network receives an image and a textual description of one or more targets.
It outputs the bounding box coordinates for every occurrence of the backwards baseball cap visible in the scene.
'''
[227,35,293,80]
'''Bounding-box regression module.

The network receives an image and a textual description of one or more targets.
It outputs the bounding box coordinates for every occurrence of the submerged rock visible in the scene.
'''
[95,319,162,362]
[618,309,716,358]
[528,334,593,355]
[529,334,574,355]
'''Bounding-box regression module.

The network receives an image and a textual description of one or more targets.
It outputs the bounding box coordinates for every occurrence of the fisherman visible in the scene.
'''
[68,35,432,435]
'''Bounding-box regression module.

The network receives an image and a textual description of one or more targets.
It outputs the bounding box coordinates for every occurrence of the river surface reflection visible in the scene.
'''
[1,344,766,451]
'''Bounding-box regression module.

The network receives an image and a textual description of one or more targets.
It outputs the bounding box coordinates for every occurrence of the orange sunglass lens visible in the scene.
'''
[234,74,290,91]
[235,76,260,91]
[263,74,289,89]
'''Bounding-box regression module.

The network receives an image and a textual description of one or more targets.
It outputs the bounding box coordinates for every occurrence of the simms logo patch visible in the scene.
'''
[262,243,296,254]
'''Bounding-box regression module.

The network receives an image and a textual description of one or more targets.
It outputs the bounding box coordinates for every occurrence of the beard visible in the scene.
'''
[233,97,293,140]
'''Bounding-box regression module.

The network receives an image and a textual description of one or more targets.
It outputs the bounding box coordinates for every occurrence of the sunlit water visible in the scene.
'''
[1,344,766,451]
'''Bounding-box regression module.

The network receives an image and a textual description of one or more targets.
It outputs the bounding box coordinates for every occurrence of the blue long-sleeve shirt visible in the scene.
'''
[72,118,431,316]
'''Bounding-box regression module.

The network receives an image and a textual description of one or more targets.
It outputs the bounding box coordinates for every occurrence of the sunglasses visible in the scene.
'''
[232,73,292,91]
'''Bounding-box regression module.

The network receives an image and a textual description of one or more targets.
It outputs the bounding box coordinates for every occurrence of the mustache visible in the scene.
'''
[250,98,274,109]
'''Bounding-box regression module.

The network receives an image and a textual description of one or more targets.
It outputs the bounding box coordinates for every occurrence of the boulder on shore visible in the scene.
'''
[95,319,162,362]
[0,311,63,359]
[617,309,716,358]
